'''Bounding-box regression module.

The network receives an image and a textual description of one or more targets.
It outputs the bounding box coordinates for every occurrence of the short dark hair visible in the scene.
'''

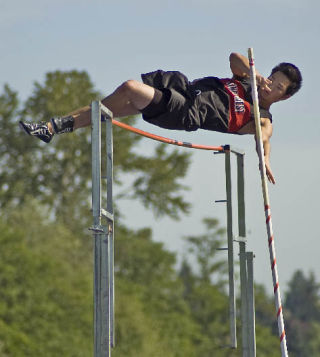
[271,63,302,97]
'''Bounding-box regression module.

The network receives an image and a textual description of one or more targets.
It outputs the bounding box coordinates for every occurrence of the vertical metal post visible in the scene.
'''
[91,101,102,224]
[104,105,115,348]
[100,227,111,356]
[246,252,256,357]
[237,153,250,356]
[91,101,108,357]
[239,246,249,356]
[225,151,237,348]
[236,153,246,238]
[91,101,113,357]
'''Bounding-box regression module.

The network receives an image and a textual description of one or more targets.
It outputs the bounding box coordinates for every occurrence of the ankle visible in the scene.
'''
[50,116,74,134]
[47,122,54,134]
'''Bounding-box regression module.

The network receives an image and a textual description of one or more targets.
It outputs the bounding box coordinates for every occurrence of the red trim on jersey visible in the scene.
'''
[220,78,251,133]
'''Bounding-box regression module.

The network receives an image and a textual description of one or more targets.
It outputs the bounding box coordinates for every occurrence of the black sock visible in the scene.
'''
[50,116,74,134]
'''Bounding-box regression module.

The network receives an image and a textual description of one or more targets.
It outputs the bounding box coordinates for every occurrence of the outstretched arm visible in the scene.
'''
[255,119,276,184]
[229,52,272,92]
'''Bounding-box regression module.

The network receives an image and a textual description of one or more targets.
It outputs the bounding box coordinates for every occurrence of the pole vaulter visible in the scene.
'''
[248,48,288,357]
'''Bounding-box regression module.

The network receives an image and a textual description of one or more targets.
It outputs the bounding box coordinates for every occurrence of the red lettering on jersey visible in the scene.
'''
[220,79,251,133]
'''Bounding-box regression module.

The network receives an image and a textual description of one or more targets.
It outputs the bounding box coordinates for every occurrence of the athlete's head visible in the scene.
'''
[270,63,302,97]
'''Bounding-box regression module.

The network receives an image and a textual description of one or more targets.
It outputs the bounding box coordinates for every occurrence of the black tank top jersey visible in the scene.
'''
[141,70,272,134]
[191,76,272,133]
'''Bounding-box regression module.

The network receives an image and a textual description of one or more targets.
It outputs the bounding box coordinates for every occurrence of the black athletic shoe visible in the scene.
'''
[19,121,53,143]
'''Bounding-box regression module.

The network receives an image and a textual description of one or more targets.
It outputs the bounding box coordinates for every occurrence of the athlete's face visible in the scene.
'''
[259,71,291,105]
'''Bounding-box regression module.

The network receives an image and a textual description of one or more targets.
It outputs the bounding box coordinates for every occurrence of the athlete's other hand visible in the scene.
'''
[265,161,276,185]
[256,75,272,93]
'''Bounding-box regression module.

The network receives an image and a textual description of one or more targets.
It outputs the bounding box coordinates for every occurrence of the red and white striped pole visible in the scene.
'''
[248,48,288,357]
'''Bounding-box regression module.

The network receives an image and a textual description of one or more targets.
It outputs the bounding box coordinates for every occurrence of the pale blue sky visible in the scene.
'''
[1,0,319,292]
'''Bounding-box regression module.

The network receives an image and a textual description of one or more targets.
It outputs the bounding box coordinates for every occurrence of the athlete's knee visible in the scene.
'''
[117,80,155,109]
[120,80,141,95]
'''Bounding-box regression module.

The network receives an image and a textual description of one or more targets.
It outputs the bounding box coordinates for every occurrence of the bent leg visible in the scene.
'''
[22,80,160,140]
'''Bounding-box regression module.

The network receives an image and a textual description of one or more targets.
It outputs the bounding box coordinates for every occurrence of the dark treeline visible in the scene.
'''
[0,72,318,356]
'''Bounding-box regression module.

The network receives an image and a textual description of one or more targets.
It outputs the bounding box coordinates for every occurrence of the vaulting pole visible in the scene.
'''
[248,48,288,357]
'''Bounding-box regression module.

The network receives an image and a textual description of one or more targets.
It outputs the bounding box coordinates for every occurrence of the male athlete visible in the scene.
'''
[20,52,302,185]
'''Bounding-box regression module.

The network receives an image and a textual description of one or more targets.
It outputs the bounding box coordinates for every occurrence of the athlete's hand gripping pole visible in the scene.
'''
[248,48,288,357]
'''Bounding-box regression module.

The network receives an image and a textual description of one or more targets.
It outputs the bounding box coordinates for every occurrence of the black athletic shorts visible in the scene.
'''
[140,70,201,131]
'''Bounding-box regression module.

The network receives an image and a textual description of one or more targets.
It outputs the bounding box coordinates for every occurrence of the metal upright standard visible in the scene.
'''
[224,149,237,348]
[89,102,257,357]
[248,48,288,356]
[237,151,256,357]
[221,146,256,356]
[236,152,250,355]
[90,101,114,357]
[246,252,256,357]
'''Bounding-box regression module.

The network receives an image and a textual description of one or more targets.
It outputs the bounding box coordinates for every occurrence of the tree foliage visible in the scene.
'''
[0,203,93,357]
[284,270,320,356]
[183,218,227,285]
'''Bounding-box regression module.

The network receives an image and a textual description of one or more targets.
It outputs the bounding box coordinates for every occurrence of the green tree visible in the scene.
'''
[181,220,282,356]
[254,284,278,332]
[255,270,320,356]
[113,279,175,357]
[285,270,320,356]
[0,199,204,357]
[285,270,320,322]
[254,284,281,356]
[0,84,41,212]
[183,218,227,285]
[0,203,93,357]
[115,223,200,356]
[180,219,234,356]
